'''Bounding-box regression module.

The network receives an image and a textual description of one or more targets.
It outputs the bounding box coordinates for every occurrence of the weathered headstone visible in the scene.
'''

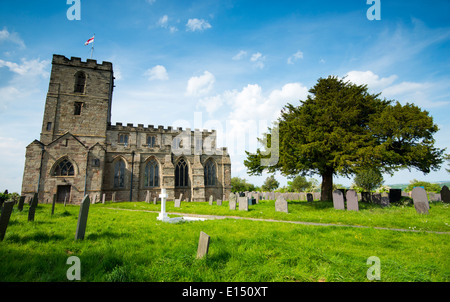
[145,190,150,203]
[209,195,213,205]
[153,197,157,204]
[238,196,248,211]
[372,193,381,205]
[428,192,441,202]
[0,201,14,241]
[306,193,314,202]
[112,192,116,203]
[174,198,181,208]
[28,193,39,222]
[332,190,345,210]
[441,185,450,203]
[51,194,56,215]
[411,187,429,214]
[380,196,390,208]
[229,192,236,210]
[196,231,210,259]
[91,194,97,204]
[346,190,359,211]
[18,196,25,211]
[102,194,106,204]
[337,189,347,201]
[361,192,371,203]
[216,199,222,206]
[389,189,402,203]
[275,196,288,213]
[75,195,91,240]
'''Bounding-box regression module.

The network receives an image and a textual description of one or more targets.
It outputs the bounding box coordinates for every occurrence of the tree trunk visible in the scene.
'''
[320,169,334,201]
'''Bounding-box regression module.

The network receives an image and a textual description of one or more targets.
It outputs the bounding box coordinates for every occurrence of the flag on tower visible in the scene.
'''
[84,36,95,46]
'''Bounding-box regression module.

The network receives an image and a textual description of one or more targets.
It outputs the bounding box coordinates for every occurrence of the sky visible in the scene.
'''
[0,0,449,193]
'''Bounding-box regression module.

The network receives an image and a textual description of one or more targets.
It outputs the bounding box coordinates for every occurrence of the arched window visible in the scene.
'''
[204,159,216,186]
[144,159,159,187]
[175,158,189,187]
[114,159,125,188]
[53,158,75,176]
[74,71,86,93]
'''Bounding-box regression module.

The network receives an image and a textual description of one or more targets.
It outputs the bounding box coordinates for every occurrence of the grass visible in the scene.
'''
[0,199,449,282]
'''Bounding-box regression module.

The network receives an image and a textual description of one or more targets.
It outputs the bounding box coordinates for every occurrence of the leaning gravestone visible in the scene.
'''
[441,185,450,203]
[346,190,359,211]
[389,189,402,203]
[0,201,15,241]
[238,197,248,211]
[75,195,91,240]
[28,193,39,222]
[411,187,429,214]
[196,231,210,259]
[18,196,25,212]
[372,193,381,205]
[275,196,288,213]
[229,193,236,210]
[174,198,181,208]
[306,193,314,203]
[332,190,345,210]
[380,196,390,207]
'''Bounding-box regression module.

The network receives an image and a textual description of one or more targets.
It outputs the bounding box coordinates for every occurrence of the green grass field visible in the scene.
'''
[0,199,449,282]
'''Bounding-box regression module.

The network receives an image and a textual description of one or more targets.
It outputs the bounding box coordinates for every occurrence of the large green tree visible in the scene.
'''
[261,175,280,191]
[244,76,445,201]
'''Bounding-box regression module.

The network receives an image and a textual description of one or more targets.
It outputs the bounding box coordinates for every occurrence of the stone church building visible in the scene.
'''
[21,55,231,204]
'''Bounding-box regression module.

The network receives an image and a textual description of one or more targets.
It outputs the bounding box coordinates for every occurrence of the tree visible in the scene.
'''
[261,175,279,191]
[353,167,384,192]
[287,175,311,192]
[230,177,256,192]
[244,76,445,201]
[445,154,450,173]
[405,179,441,193]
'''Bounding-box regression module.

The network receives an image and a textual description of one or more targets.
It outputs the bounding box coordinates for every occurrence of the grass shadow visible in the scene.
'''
[6,232,65,243]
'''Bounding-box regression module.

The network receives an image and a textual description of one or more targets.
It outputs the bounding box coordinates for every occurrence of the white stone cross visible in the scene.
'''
[157,188,169,221]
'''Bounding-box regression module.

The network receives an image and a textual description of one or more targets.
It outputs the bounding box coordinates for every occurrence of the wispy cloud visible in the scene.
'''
[287,51,303,64]
[186,18,212,32]
[0,27,25,49]
[145,65,169,81]
[186,71,215,96]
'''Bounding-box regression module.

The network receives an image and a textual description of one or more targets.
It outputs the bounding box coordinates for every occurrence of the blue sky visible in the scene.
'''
[0,0,449,193]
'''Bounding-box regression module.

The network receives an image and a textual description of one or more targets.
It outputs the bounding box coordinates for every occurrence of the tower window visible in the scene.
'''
[114,159,126,188]
[119,134,129,146]
[74,102,83,115]
[147,135,156,147]
[204,159,216,186]
[74,71,86,93]
[46,122,52,131]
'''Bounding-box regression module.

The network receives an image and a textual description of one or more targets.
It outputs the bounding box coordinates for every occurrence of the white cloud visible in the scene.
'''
[0,28,25,49]
[0,58,50,78]
[186,71,215,96]
[186,18,212,32]
[157,15,169,28]
[287,51,304,64]
[345,70,398,90]
[232,50,247,61]
[146,0,156,4]
[145,65,169,81]
[250,52,265,69]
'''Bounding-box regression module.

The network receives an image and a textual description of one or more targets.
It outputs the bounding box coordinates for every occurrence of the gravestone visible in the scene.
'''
[229,193,236,210]
[361,192,371,203]
[380,196,390,207]
[157,188,169,221]
[145,191,150,203]
[174,198,181,208]
[18,196,25,211]
[75,195,91,240]
[389,189,402,203]
[332,190,345,210]
[337,189,347,201]
[372,193,381,205]
[254,194,259,204]
[275,196,288,213]
[91,194,97,204]
[0,201,14,241]
[428,192,441,202]
[51,194,56,215]
[196,231,210,259]
[153,197,157,204]
[411,187,429,214]
[216,199,222,206]
[441,185,450,203]
[209,195,213,205]
[102,194,106,204]
[112,192,116,203]
[306,193,313,203]
[28,193,39,222]
[346,190,359,211]
[238,196,248,211]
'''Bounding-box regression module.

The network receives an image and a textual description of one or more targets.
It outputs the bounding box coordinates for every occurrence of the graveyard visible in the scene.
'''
[0,191,449,282]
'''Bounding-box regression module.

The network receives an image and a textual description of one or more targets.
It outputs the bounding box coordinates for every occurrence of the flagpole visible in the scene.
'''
[90,34,95,59]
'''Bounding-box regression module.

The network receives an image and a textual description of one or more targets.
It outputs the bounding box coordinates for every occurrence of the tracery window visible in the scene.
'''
[144,159,159,187]
[53,158,75,176]
[175,158,189,187]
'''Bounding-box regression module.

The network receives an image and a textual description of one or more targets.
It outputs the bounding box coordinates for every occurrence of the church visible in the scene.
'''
[21,55,231,204]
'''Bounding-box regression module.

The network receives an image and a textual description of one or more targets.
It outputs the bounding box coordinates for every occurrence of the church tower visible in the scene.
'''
[40,55,114,146]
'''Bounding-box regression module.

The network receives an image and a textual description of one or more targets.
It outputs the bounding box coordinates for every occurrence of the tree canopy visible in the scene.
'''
[244,76,445,201]
[261,175,279,192]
